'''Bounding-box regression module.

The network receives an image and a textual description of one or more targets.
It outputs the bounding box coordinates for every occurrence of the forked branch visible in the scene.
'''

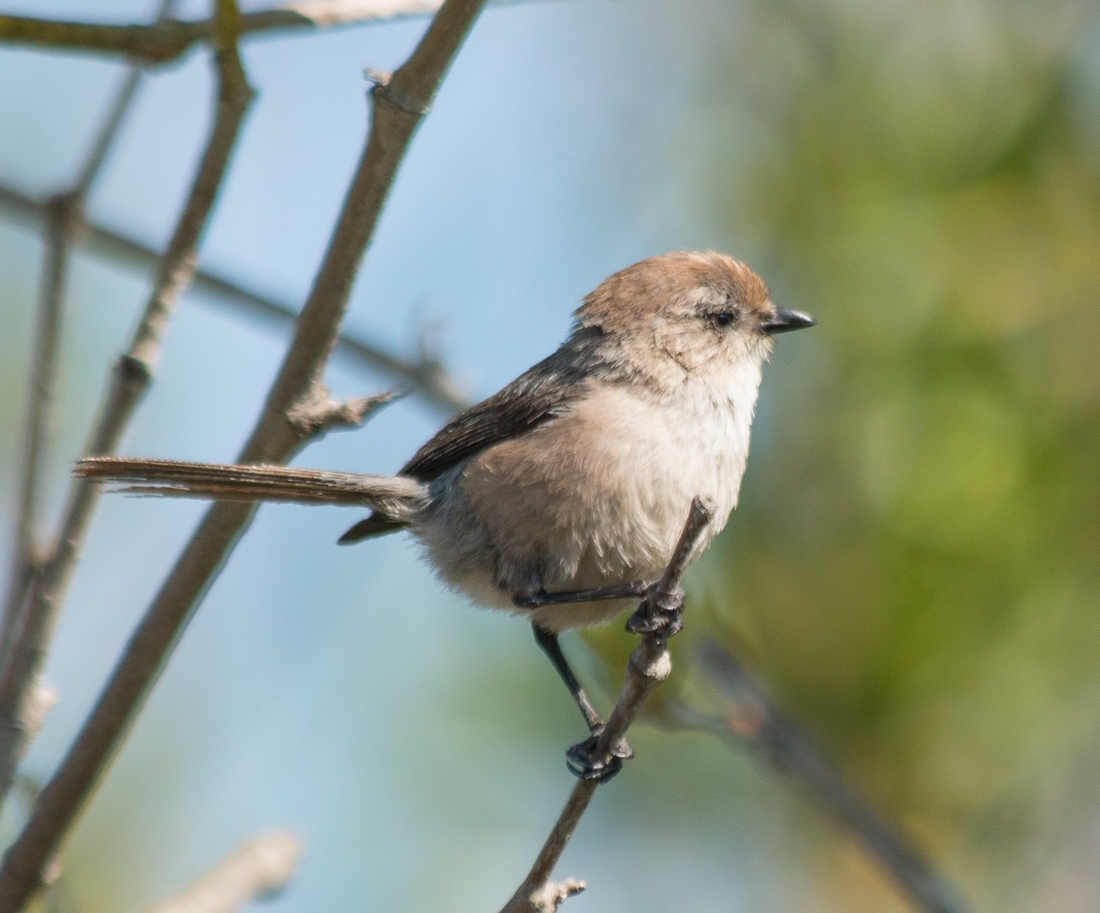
[0,182,469,414]
[0,1,453,64]
[0,1,486,908]
[0,4,255,814]
[0,0,177,700]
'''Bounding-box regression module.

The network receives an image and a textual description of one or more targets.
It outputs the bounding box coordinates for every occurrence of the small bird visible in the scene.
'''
[77,251,813,779]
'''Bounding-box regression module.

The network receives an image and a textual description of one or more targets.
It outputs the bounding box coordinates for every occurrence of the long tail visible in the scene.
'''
[75,457,428,523]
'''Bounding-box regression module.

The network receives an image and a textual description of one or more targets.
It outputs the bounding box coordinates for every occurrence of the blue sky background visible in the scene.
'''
[0,2,816,911]
[8,2,1100,911]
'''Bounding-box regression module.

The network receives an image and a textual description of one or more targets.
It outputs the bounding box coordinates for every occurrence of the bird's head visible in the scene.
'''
[574,251,814,391]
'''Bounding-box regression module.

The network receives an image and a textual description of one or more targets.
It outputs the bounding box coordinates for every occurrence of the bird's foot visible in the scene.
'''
[565,728,633,782]
[625,583,685,638]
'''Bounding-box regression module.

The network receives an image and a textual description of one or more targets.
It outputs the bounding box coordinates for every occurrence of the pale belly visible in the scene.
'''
[414,379,757,632]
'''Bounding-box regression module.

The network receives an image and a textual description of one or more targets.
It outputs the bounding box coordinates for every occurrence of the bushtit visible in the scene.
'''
[78,250,813,779]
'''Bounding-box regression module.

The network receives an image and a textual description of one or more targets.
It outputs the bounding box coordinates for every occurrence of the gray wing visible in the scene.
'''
[339,327,613,543]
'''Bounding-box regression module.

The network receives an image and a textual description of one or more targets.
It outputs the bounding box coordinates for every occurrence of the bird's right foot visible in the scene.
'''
[624,583,685,638]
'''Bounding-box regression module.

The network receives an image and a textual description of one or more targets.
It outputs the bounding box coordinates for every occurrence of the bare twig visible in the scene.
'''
[0,1,485,908]
[75,0,181,198]
[0,0,177,687]
[0,0,462,64]
[143,831,302,913]
[0,1,255,851]
[657,641,969,913]
[0,195,79,671]
[0,183,468,413]
[499,498,715,913]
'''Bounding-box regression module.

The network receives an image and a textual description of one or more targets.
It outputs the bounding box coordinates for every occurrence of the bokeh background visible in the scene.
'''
[2,0,1100,911]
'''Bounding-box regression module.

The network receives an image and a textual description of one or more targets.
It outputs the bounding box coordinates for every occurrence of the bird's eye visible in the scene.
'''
[708,310,738,331]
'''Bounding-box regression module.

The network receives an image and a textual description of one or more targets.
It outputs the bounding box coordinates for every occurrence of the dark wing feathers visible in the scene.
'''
[338,328,614,544]
[402,326,612,481]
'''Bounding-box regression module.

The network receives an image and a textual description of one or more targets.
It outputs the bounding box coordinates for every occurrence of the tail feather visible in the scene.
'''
[337,513,405,544]
[75,457,428,523]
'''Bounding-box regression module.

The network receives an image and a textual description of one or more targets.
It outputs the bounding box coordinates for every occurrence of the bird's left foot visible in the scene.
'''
[625,584,685,638]
[565,729,634,782]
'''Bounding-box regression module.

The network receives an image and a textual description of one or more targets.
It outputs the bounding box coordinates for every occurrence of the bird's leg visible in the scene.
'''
[513,581,650,609]
[531,623,633,782]
[532,624,603,733]
[625,582,686,638]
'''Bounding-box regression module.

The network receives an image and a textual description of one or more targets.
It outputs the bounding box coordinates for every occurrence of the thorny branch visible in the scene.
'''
[0,1,486,909]
[0,0,478,64]
[0,184,469,414]
[658,642,969,913]
[499,498,715,913]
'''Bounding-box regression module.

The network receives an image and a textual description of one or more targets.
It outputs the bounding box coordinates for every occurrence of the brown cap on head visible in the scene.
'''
[574,251,772,333]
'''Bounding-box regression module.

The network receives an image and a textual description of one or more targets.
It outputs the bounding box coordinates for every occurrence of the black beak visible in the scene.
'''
[761,307,816,335]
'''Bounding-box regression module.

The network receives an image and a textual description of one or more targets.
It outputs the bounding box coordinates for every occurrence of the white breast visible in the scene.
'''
[578,357,762,561]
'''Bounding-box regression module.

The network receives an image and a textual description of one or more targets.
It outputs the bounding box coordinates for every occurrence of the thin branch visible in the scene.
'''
[3,776,75,913]
[0,10,255,855]
[0,196,78,671]
[0,0,177,686]
[0,0,452,64]
[656,641,969,913]
[72,68,139,196]
[0,1,485,908]
[0,183,469,414]
[74,0,180,197]
[75,73,143,194]
[143,831,302,913]
[499,498,715,913]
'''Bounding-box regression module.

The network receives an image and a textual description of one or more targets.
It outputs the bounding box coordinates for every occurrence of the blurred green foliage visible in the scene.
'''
[727,0,1100,831]
[596,0,1100,888]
